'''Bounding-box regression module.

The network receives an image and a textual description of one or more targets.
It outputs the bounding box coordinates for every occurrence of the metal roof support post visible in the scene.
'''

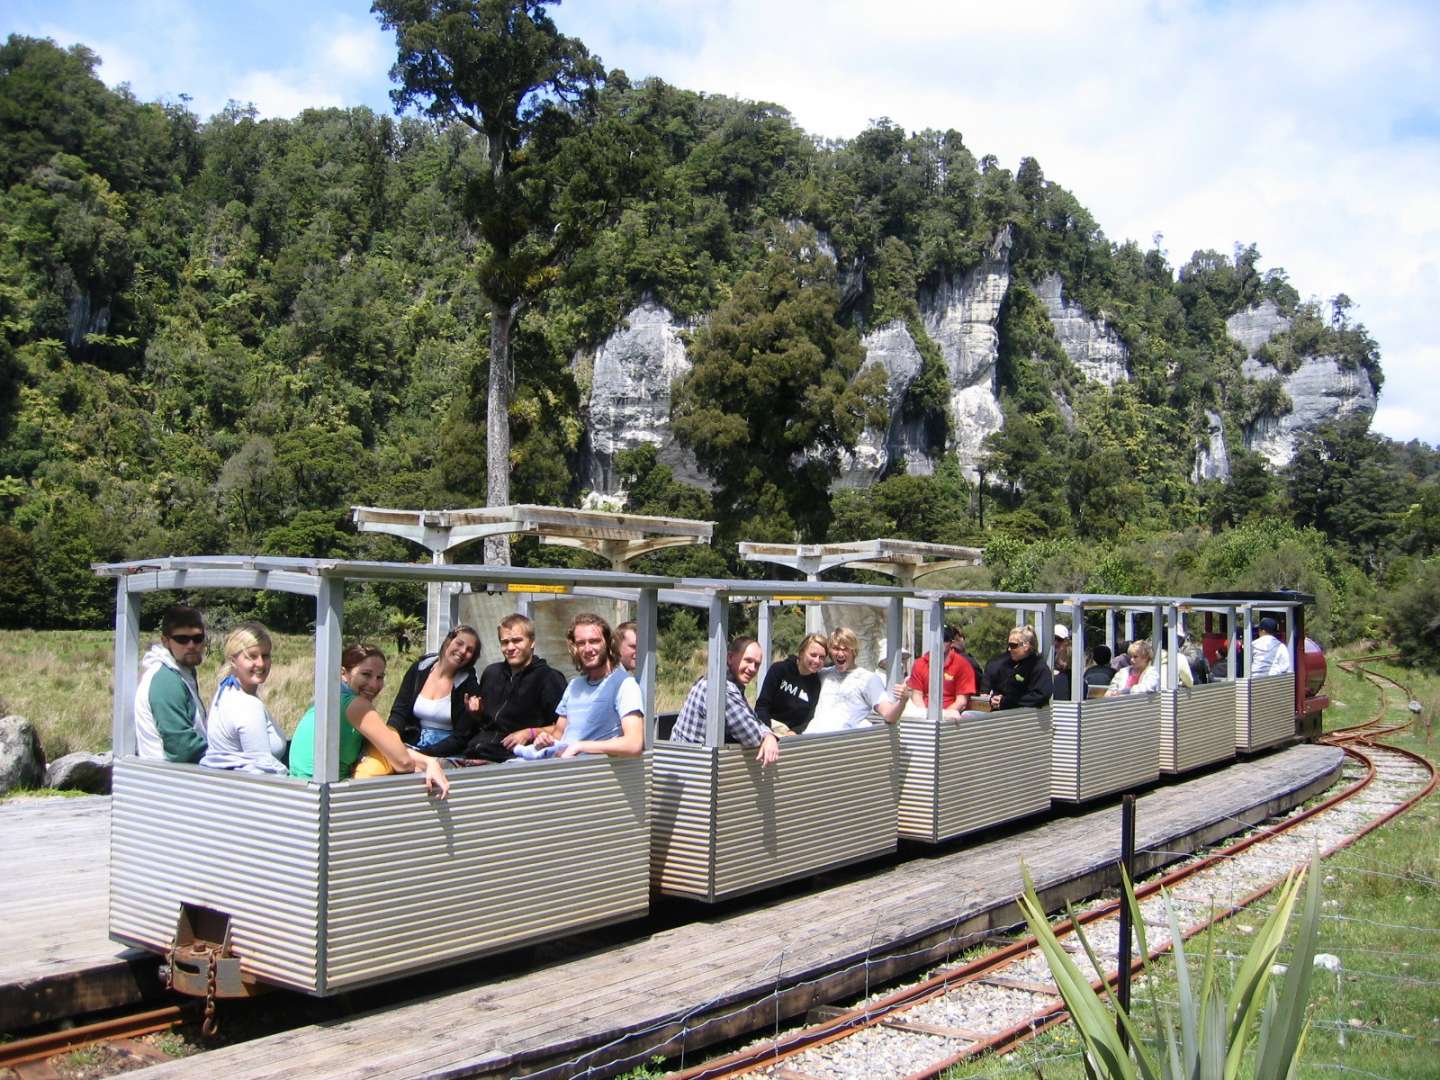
[1151,605,1164,686]
[1106,609,1116,652]
[805,574,825,634]
[112,582,140,757]
[1123,610,1135,642]
[1225,606,1238,679]
[1166,604,1179,690]
[1286,605,1299,670]
[704,594,728,748]
[1070,600,1086,701]
[312,577,345,785]
[1242,605,1254,676]
[757,600,773,692]
[885,596,904,686]
[926,598,944,721]
[637,587,658,749]
[1041,602,1056,665]
[514,593,533,619]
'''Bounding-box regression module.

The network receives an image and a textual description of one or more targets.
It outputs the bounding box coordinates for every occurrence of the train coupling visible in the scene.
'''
[163,904,265,1035]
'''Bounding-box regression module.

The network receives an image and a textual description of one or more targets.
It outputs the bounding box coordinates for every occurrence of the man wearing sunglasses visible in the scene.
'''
[134,604,209,762]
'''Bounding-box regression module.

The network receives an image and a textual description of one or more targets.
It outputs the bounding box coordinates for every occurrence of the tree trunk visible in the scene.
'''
[484,300,516,565]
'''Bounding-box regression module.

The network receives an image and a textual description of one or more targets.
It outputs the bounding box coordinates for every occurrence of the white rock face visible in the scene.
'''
[836,320,929,488]
[1241,355,1378,468]
[579,298,708,491]
[1226,302,1378,468]
[1033,272,1129,384]
[1225,300,1290,355]
[919,227,1012,479]
[1193,410,1231,482]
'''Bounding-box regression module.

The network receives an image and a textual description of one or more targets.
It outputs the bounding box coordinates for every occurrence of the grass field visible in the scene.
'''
[942,652,1440,1080]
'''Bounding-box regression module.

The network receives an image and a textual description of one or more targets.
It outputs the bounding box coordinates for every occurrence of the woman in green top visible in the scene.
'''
[290,644,449,798]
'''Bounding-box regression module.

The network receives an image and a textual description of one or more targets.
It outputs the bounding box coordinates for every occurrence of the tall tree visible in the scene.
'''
[671,225,887,541]
[373,0,652,561]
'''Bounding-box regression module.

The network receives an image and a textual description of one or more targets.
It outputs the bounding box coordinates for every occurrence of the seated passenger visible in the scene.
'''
[510,613,644,758]
[1051,624,1074,701]
[615,619,639,674]
[289,644,449,797]
[755,633,828,735]
[1184,640,1211,684]
[1248,617,1292,677]
[987,626,1054,711]
[1107,639,1159,695]
[201,622,287,774]
[462,614,567,762]
[906,624,977,716]
[806,627,906,733]
[1083,645,1116,694]
[671,636,780,764]
[1159,644,1194,690]
[387,624,482,758]
[134,603,208,762]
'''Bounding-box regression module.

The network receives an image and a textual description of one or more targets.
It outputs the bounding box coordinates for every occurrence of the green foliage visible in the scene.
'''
[671,224,885,541]
[1017,856,1321,1079]
[1384,559,1440,669]
[1255,296,1382,392]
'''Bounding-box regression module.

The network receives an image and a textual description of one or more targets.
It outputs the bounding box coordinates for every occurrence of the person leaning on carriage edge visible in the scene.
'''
[672,635,781,764]
[387,624,483,758]
[133,604,209,762]
[509,613,645,759]
[806,627,907,732]
[461,614,567,763]
[987,626,1054,711]
[754,632,828,735]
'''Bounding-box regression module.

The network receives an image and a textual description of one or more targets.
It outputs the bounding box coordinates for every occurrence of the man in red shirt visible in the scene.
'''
[906,625,977,715]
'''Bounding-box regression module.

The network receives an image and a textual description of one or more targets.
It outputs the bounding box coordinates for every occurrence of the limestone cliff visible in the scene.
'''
[1033,272,1129,385]
[578,297,708,493]
[916,226,1012,480]
[1226,301,1378,468]
[835,320,929,488]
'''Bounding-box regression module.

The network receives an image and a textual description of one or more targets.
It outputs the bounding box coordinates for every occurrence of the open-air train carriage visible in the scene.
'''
[648,579,908,902]
[1191,592,1311,752]
[895,591,1055,844]
[96,556,673,996]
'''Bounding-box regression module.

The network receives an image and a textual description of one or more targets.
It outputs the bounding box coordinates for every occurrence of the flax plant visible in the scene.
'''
[1017,852,1322,1079]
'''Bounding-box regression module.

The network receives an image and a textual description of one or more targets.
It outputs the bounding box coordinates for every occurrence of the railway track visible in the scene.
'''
[675,668,1434,1080]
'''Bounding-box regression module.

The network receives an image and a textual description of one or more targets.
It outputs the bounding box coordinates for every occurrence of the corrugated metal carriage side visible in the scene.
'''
[96,556,670,996]
[94,555,1323,996]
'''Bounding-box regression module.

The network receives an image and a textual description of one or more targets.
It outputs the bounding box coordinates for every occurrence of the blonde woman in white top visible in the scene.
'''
[201,621,288,774]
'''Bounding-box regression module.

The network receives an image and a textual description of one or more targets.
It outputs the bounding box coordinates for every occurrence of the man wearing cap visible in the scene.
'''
[1051,624,1073,701]
[906,625,977,715]
[1248,617,1292,677]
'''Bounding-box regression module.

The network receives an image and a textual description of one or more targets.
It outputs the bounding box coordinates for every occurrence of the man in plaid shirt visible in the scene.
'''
[670,635,780,765]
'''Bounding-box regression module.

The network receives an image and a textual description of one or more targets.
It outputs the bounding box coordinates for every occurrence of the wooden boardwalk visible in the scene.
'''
[110,744,1342,1079]
[0,794,165,1031]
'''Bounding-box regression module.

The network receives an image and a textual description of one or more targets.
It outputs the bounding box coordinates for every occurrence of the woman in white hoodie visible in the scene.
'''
[201,622,288,774]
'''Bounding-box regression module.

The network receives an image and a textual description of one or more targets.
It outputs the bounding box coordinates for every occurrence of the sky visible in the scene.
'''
[8,0,1439,444]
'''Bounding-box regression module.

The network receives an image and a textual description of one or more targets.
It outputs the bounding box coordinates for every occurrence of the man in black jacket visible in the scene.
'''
[464,614,567,762]
[987,625,1054,710]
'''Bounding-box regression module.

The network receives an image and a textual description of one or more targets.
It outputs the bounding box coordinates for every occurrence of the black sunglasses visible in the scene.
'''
[168,633,205,645]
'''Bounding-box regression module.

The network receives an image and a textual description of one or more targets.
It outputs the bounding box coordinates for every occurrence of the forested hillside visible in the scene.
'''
[2,29,1438,659]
